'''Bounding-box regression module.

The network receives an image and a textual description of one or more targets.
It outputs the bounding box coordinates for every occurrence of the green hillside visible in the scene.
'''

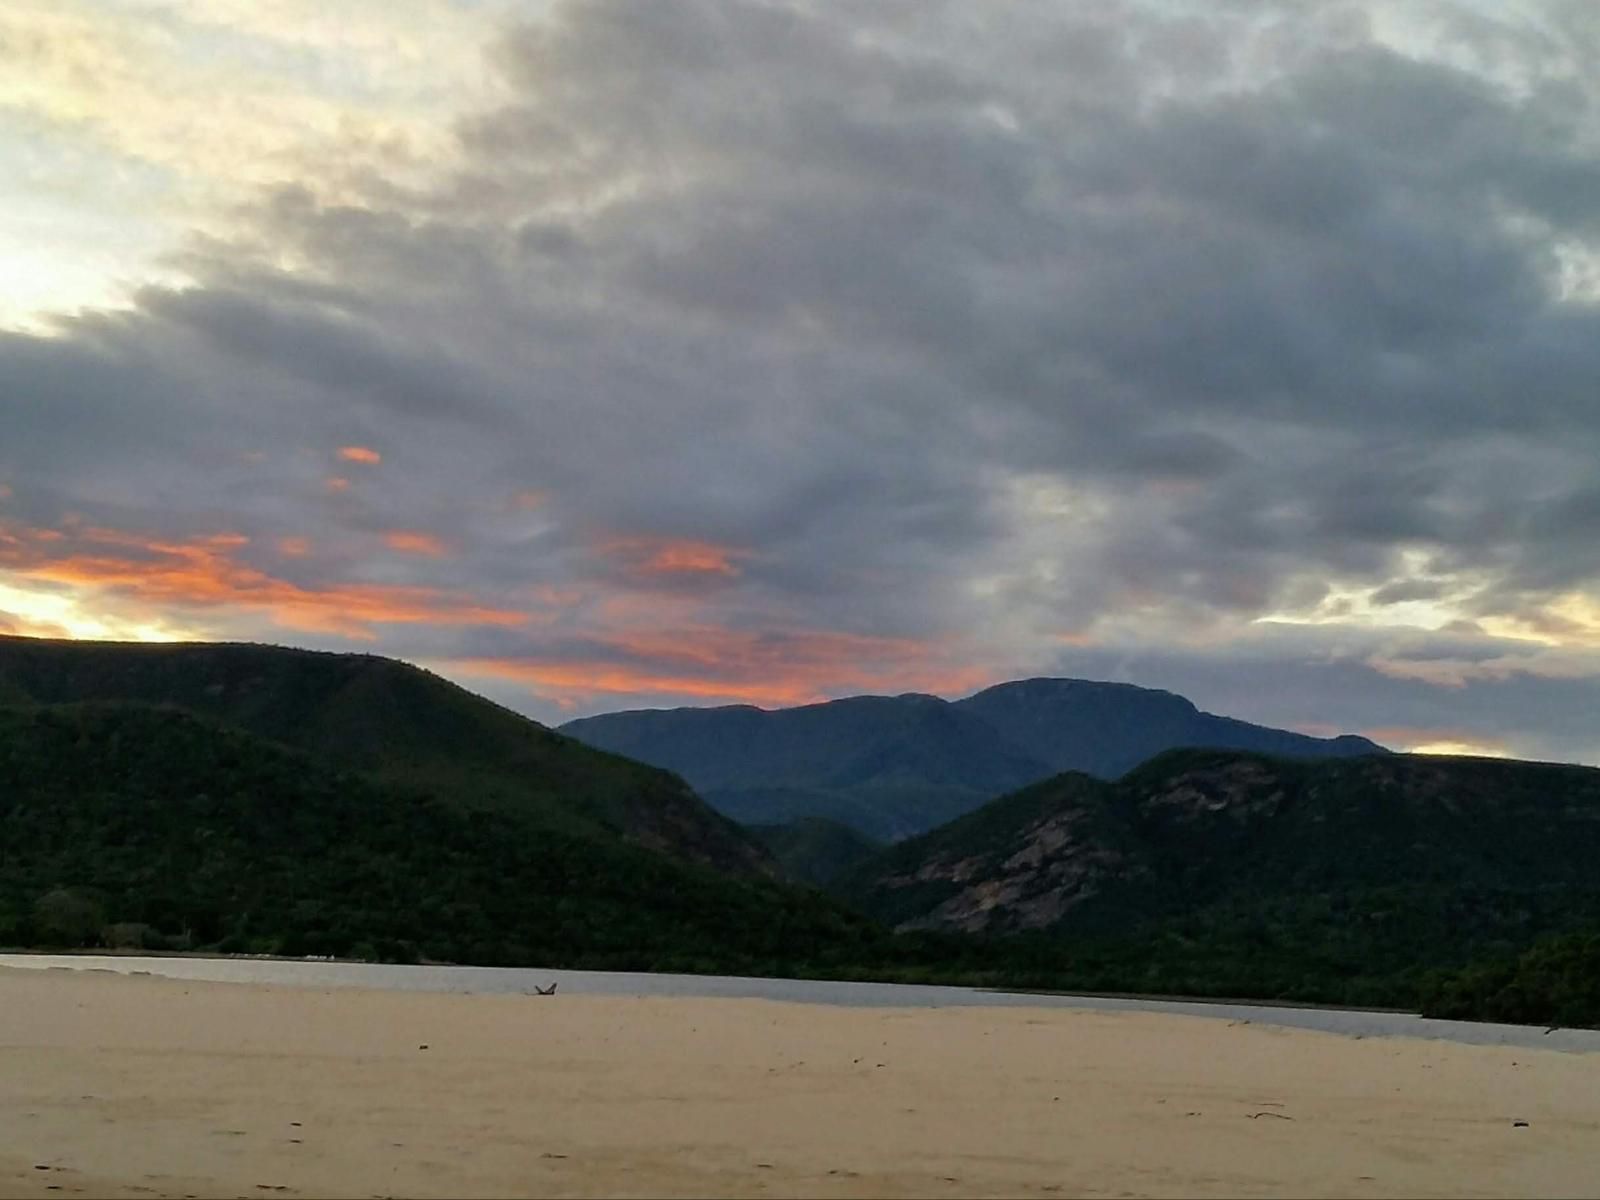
[0,635,768,875]
[748,818,885,886]
[0,703,881,972]
[837,748,1600,1008]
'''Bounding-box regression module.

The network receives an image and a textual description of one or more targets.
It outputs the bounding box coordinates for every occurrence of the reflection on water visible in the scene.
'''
[4,952,1596,1053]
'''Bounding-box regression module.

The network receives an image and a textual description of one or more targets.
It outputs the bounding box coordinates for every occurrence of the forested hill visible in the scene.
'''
[0,703,879,969]
[749,818,885,887]
[3,697,1597,1024]
[0,634,769,876]
[561,679,1384,840]
[835,748,1600,1004]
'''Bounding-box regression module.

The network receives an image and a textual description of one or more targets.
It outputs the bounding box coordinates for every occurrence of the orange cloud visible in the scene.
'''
[325,476,352,493]
[0,518,526,640]
[338,446,382,465]
[460,659,824,707]
[596,535,745,579]
[456,626,995,708]
[511,489,547,511]
[384,530,449,558]
[277,536,312,558]
[0,484,12,501]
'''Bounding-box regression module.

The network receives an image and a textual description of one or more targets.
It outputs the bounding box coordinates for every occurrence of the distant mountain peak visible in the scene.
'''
[964,675,1199,708]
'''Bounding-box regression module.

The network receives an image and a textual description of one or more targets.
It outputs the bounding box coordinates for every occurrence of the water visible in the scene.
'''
[5,952,1597,1053]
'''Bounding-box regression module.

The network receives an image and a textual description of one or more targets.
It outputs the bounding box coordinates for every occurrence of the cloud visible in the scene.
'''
[0,0,510,327]
[383,530,449,558]
[455,626,996,710]
[2,1,1599,763]
[595,536,745,581]
[0,516,525,640]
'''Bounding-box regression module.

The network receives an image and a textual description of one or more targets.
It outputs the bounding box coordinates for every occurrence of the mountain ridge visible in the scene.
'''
[561,677,1385,840]
[0,633,771,876]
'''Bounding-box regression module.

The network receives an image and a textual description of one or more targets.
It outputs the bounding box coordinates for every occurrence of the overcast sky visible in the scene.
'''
[4,0,1599,763]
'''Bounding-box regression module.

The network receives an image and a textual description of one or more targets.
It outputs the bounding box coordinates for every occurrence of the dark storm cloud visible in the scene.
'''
[3,0,1599,758]
[137,284,512,427]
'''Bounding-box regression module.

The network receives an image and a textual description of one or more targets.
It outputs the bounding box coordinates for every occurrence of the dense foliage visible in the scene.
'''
[0,635,767,875]
[1420,930,1600,1027]
[0,704,878,972]
[749,818,884,886]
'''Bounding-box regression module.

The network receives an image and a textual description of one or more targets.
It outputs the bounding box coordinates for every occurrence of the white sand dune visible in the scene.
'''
[2,965,1596,1199]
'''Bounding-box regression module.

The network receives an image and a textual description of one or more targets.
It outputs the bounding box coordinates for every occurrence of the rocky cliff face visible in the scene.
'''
[879,801,1147,933]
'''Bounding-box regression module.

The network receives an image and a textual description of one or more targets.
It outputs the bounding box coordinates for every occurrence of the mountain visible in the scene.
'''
[0,634,769,876]
[560,678,1384,840]
[749,818,885,887]
[563,693,1054,840]
[6,700,1594,1025]
[835,748,1600,1003]
[0,703,881,971]
[954,677,1384,778]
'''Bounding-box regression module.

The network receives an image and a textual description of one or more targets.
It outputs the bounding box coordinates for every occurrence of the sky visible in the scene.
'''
[3,0,1600,764]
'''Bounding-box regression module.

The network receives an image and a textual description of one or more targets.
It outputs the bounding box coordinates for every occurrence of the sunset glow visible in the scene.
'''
[0,518,525,640]
[597,537,746,580]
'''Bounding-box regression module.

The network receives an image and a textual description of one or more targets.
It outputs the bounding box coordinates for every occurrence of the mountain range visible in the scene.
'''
[5,632,1596,1024]
[561,678,1385,841]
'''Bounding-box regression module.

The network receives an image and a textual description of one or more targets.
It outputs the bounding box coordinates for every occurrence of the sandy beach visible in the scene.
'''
[2,965,1596,1199]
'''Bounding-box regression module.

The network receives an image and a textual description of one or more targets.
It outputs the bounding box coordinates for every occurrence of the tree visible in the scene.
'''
[33,888,105,947]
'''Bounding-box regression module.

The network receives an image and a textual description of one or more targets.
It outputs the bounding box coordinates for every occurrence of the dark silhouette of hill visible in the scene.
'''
[0,703,879,969]
[0,634,768,876]
[955,677,1383,778]
[834,748,1600,1007]
[560,679,1384,841]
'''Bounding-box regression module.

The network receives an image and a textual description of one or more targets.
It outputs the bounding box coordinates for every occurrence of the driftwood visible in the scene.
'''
[534,983,558,996]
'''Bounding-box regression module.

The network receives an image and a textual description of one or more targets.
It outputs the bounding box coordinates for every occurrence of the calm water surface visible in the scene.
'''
[5,952,1597,1053]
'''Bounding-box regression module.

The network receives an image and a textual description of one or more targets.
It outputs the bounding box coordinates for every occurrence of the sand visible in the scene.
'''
[1,966,1596,1199]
